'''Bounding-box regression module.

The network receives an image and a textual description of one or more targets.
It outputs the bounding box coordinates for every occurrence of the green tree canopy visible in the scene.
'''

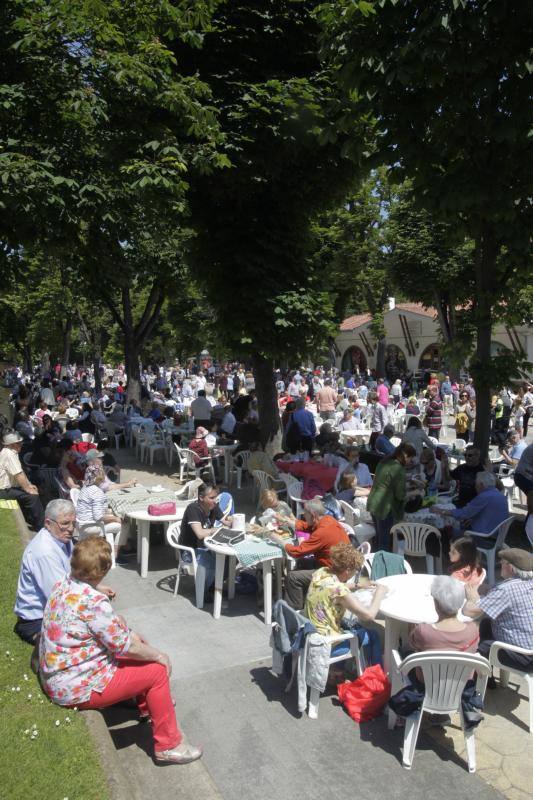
[320,0,533,451]
[177,0,371,440]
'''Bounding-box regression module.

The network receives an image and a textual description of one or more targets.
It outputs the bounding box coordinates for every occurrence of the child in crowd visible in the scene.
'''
[335,471,358,504]
[448,536,484,587]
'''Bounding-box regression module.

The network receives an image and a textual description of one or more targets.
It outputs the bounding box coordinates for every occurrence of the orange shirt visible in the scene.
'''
[286,515,349,567]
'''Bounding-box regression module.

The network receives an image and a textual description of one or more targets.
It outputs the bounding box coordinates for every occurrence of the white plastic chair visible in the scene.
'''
[387,650,490,772]
[251,470,286,507]
[288,481,305,518]
[479,642,533,733]
[339,500,375,546]
[391,522,442,574]
[143,428,167,465]
[232,450,251,489]
[362,552,412,578]
[495,463,517,504]
[357,541,371,556]
[297,624,364,720]
[276,472,301,496]
[173,443,197,482]
[55,476,71,499]
[463,516,515,586]
[166,522,206,608]
[78,520,116,569]
[136,423,153,460]
[174,444,215,483]
[175,478,203,501]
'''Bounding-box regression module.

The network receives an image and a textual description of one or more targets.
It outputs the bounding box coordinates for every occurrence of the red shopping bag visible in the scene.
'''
[337,664,391,723]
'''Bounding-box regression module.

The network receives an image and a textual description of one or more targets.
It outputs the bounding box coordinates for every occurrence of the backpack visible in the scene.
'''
[456,411,469,434]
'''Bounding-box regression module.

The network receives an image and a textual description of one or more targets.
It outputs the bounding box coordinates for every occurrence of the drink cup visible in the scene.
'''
[232,513,246,531]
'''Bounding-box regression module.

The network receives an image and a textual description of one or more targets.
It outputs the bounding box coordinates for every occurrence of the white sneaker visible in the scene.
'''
[155,743,203,765]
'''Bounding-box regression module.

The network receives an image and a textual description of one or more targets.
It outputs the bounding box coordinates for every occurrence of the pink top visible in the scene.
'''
[409,622,479,654]
[450,565,484,588]
[377,384,389,407]
[40,576,131,706]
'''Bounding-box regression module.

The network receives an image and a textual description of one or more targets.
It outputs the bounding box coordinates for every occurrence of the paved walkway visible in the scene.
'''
[98,440,532,800]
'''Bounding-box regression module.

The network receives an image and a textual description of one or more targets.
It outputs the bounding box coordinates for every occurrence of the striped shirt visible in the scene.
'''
[425,398,442,431]
[480,578,533,650]
[76,484,107,524]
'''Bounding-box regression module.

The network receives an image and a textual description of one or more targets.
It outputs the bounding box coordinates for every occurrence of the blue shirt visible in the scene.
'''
[354,462,373,487]
[289,408,317,438]
[450,487,509,535]
[510,441,527,460]
[375,434,395,456]
[14,528,73,620]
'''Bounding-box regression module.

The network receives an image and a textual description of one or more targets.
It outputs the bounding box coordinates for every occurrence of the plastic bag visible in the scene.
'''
[337,664,391,723]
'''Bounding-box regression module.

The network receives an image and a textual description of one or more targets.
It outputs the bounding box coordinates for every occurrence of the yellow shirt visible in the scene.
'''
[0,448,23,489]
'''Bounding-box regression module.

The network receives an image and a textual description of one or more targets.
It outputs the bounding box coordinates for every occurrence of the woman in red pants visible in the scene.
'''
[39,536,201,765]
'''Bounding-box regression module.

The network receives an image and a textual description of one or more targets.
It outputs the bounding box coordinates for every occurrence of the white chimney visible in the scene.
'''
[388,296,395,310]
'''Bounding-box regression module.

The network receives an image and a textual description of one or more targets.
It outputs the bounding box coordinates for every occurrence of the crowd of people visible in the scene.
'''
[2,356,532,762]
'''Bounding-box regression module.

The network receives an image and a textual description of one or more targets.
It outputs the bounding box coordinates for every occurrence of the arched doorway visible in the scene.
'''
[341,345,367,373]
[419,343,443,372]
[385,344,407,381]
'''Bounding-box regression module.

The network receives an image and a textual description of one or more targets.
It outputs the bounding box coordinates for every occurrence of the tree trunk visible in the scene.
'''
[22,342,33,373]
[93,330,103,396]
[41,350,50,374]
[375,336,387,378]
[434,293,460,381]
[61,317,72,376]
[472,229,497,459]
[124,331,141,402]
[252,352,281,453]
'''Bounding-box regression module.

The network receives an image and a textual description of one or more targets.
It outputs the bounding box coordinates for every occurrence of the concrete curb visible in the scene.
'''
[83,711,142,800]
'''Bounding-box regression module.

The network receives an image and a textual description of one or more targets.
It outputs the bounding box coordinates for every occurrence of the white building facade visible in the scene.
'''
[335,301,533,380]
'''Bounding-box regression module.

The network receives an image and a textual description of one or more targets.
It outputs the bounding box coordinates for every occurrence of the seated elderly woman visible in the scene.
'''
[408,576,479,655]
[76,460,131,563]
[389,576,480,723]
[39,537,201,764]
[305,542,388,666]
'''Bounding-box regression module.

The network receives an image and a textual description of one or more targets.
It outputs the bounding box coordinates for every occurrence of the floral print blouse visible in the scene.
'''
[305,567,351,636]
[40,575,131,706]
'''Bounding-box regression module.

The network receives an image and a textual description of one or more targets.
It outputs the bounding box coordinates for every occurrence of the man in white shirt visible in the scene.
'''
[14,499,114,644]
[40,385,55,408]
[191,391,212,430]
[0,431,44,529]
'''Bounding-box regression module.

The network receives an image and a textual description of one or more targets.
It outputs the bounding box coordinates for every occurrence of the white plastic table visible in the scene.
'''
[356,573,468,675]
[211,443,237,485]
[126,505,190,578]
[204,534,283,625]
[339,429,372,445]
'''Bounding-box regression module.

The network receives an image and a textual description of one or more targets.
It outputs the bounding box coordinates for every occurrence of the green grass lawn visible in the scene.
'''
[0,510,109,800]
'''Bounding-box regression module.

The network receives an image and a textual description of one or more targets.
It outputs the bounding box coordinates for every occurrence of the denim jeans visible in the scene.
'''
[373,513,394,552]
